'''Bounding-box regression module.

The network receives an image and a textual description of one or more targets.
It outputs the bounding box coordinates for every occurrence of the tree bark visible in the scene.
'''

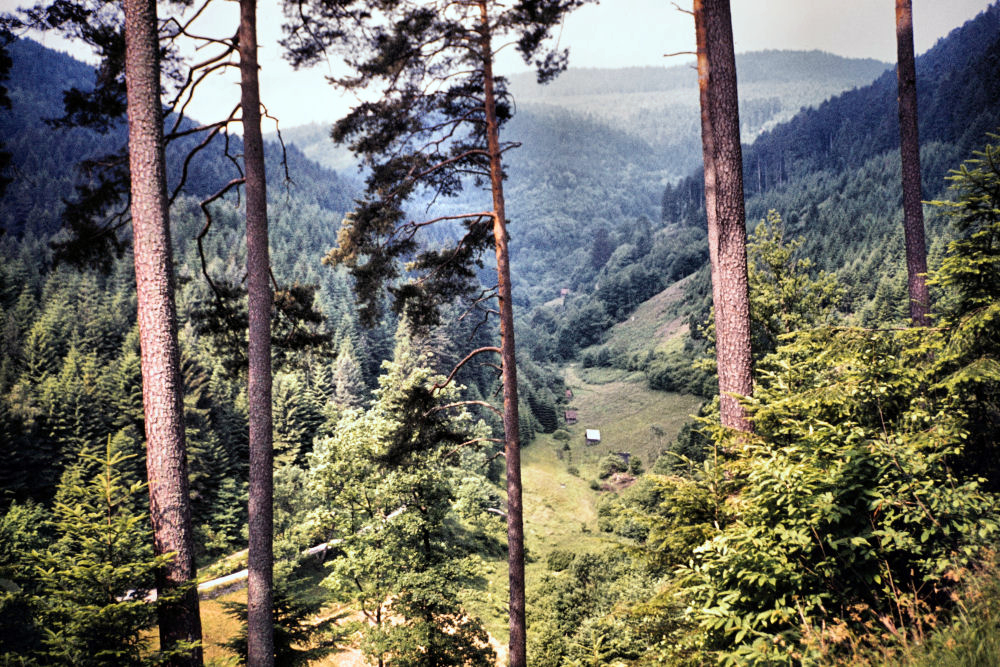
[694,0,753,432]
[122,0,203,662]
[239,0,275,663]
[478,3,525,665]
[895,0,931,325]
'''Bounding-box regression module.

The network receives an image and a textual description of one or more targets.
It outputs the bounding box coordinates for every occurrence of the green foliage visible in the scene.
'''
[930,133,1000,317]
[545,549,576,572]
[220,567,344,666]
[0,500,49,663]
[746,211,843,355]
[306,335,497,666]
[699,210,845,375]
[527,548,667,667]
[32,439,178,666]
[597,473,716,572]
[675,327,1000,663]
[597,453,629,479]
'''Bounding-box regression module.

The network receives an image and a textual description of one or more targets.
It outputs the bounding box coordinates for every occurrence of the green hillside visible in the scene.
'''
[3,3,1000,664]
[508,51,889,180]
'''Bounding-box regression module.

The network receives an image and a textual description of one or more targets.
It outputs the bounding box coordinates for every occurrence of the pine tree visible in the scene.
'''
[238,0,276,659]
[123,0,203,656]
[693,0,753,432]
[895,0,931,325]
[282,4,587,660]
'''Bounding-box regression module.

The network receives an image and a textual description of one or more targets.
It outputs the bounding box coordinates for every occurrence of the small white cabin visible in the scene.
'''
[585,429,601,445]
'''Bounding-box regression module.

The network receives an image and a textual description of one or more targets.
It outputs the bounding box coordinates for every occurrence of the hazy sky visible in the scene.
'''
[2,0,994,129]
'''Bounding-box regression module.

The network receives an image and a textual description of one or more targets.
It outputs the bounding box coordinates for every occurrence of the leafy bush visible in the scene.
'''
[676,328,1000,663]
[545,549,576,572]
[598,453,629,479]
[628,456,643,476]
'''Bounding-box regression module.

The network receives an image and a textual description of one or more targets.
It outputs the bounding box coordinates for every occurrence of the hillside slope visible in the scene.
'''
[508,50,889,180]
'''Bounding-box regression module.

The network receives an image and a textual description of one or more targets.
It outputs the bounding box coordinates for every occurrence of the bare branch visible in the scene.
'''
[442,437,504,459]
[261,103,292,186]
[431,347,501,391]
[671,2,694,16]
[197,177,246,298]
[428,400,503,421]
[167,105,240,206]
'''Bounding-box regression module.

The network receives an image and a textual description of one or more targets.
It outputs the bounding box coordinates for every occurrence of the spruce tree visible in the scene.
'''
[332,338,363,409]
[33,440,172,666]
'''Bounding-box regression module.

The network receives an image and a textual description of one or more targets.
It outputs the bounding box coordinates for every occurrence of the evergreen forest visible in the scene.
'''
[2,1,1000,665]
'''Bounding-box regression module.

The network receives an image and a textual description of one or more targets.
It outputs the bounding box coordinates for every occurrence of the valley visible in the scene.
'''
[2,2,1000,665]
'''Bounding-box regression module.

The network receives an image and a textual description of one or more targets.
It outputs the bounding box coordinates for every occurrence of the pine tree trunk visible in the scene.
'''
[122,0,203,661]
[478,3,526,665]
[896,0,931,325]
[695,0,753,432]
[239,0,275,663]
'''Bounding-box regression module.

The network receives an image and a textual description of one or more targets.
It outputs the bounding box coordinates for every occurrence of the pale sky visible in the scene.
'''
[2,0,994,129]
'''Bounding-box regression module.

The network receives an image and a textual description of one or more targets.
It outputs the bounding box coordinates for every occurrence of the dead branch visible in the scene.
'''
[261,103,292,185]
[431,347,501,391]
[671,2,694,16]
[442,437,504,459]
[428,400,503,420]
[197,177,246,299]
[168,105,240,206]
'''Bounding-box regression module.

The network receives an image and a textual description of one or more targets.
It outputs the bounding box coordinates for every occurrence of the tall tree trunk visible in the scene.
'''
[122,0,203,662]
[239,0,275,663]
[694,0,753,432]
[896,0,931,325]
[478,3,525,665]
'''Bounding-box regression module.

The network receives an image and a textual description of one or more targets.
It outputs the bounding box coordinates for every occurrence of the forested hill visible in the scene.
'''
[656,2,1000,321]
[522,4,1000,386]
[0,38,356,240]
[507,50,889,180]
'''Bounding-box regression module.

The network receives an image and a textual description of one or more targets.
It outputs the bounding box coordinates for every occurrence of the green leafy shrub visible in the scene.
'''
[598,453,629,479]
[545,549,576,572]
[676,328,1000,663]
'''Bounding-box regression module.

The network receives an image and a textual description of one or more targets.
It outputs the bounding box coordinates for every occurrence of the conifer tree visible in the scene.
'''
[33,440,172,666]
[693,0,753,432]
[123,0,203,657]
[895,0,931,325]
[237,0,276,660]
[332,338,363,409]
[282,4,586,661]
[307,331,495,667]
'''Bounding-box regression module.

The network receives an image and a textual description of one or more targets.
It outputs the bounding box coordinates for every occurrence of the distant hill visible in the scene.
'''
[507,51,889,180]
[659,3,1000,317]
[0,38,356,241]
[513,4,1000,381]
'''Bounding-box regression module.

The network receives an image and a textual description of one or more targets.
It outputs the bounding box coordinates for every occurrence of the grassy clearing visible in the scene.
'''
[600,276,691,359]
[144,591,244,666]
[563,364,703,472]
[469,365,703,646]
